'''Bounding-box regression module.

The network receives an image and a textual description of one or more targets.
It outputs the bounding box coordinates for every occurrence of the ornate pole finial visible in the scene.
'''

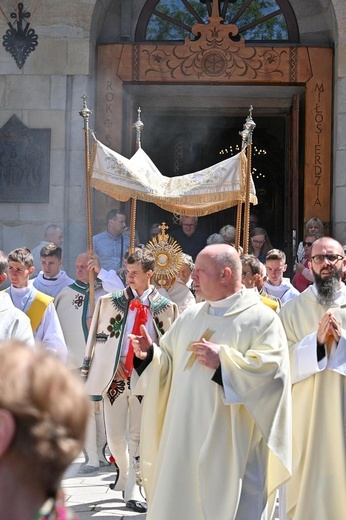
[239,127,249,150]
[244,105,256,144]
[133,107,144,149]
[79,94,92,131]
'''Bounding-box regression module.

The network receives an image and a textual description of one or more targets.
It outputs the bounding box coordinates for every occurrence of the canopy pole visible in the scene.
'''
[235,123,249,252]
[235,201,242,251]
[79,94,95,315]
[242,106,256,254]
[129,107,144,254]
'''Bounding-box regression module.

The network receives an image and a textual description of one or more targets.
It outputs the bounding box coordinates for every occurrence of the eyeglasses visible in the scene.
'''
[311,254,344,264]
[303,241,314,247]
[251,239,265,245]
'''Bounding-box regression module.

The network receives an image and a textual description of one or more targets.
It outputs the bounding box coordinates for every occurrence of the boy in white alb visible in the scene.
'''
[6,247,67,362]
[33,243,73,298]
[264,249,299,306]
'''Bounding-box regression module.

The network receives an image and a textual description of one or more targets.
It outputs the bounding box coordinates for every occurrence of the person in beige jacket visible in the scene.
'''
[83,249,178,514]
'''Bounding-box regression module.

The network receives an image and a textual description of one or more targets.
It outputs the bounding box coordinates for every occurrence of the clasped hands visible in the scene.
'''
[317,311,342,354]
[128,324,221,369]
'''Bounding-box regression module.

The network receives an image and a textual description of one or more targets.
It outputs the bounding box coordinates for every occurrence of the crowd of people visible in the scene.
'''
[0,210,346,519]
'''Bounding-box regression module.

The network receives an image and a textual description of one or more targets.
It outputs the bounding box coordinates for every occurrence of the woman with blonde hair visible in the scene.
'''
[249,227,273,263]
[296,217,324,262]
[293,232,322,291]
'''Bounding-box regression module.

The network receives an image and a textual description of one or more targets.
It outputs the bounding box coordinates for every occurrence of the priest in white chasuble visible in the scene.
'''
[280,237,346,520]
[130,243,292,520]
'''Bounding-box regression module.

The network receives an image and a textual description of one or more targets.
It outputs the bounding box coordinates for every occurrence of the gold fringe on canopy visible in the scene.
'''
[89,139,257,217]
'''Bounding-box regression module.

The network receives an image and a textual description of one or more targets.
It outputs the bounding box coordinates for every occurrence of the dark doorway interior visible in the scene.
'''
[136,114,286,251]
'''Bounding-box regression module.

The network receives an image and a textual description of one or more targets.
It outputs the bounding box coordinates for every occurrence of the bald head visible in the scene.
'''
[75,252,90,284]
[77,252,89,262]
[207,243,241,275]
[45,225,63,247]
[311,236,344,258]
[192,244,242,301]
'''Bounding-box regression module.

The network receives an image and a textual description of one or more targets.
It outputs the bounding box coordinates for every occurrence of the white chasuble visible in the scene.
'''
[133,289,291,520]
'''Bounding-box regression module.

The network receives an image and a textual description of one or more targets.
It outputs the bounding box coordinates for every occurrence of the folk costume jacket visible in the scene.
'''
[55,280,106,370]
[83,286,178,398]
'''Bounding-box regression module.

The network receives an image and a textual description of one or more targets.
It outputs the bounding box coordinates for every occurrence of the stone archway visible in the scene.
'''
[95,5,333,228]
[90,0,346,242]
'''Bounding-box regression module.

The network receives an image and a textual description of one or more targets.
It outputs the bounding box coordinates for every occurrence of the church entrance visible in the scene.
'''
[134,111,287,252]
[94,1,332,267]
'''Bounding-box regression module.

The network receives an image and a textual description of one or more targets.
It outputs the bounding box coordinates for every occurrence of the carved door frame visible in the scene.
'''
[95,15,333,232]
[287,94,300,266]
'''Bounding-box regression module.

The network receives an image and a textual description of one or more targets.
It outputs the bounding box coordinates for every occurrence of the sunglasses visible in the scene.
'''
[303,241,314,247]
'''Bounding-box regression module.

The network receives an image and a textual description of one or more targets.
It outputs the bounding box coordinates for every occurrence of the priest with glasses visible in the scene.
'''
[279,237,346,520]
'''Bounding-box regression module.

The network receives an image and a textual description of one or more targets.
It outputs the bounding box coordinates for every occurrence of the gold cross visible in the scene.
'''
[159,222,169,234]
[184,329,215,371]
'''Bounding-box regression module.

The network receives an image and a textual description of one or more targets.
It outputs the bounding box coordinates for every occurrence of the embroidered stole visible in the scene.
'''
[26,292,54,333]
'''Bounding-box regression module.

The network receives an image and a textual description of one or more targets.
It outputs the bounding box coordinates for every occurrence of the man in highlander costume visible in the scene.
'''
[130,243,292,520]
[82,246,178,513]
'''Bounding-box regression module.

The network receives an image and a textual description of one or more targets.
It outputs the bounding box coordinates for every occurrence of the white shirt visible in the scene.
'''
[0,292,34,345]
[264,277,299,305]
[33,270,74,298]
[97,267,125,293]
[121,287,158,358]
[6,285,68,363]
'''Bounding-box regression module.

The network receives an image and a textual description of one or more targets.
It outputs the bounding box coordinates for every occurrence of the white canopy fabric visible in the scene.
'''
[90,139,257,217]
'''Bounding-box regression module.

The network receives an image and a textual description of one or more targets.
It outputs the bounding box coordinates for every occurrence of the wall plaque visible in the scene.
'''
[0,114,51,202]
